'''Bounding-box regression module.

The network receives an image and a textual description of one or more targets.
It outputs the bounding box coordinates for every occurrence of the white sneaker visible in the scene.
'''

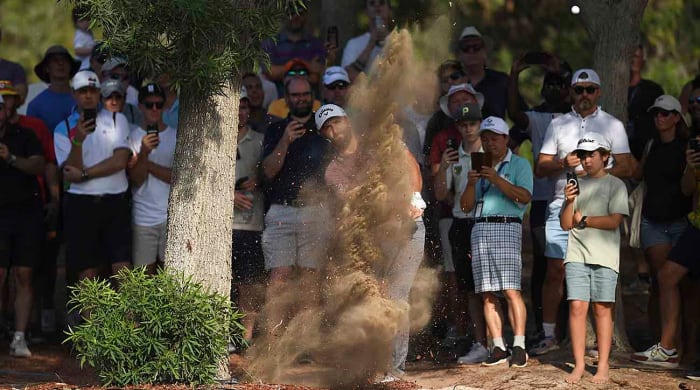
[379,374,400,383]
[457,342,489,364]
[630,343,679,368]
[10,334,32,358]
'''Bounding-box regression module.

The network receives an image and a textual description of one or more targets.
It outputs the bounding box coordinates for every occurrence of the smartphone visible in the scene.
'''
[83,108,97,131]
[523,51,551,65]
[566,172,580,194]
[235,176,249,190]
[327,26,338,48]
[146,123,160,147]
[446,138,458,150]
[689,138,700,153]
[471,152,484,173]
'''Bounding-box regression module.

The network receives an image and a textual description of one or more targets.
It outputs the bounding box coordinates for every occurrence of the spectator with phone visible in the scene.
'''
[241,72,281,134]
[535,69,633,356]
[127,83,175,274]
[630,95,695,368]
[261,77,331,338]
[0,94,47,357]
[321,66,351,108]
[341,0,393,81]
[100,78,143,125]
[433,102,489,363]
[459,116,533,368]
[507,52,572,346]
[54,70,132,285]
[560,133,629,385]
[100,57,139,107]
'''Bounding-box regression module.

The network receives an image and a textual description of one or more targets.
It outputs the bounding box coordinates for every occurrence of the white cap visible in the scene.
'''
[479,116,509,136]
[571,68,601,86]
[459,26,482,40]
[323,66,350,86]
[648,94,689,126]
[240,86,248,100]
[439,83,484,118]
[575,132,611,152]
[102,57,128,73]
[72,70,101,90]
[315,104,346,129]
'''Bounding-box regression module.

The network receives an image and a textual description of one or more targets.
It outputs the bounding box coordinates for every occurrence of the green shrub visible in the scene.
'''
[64,267,245,386]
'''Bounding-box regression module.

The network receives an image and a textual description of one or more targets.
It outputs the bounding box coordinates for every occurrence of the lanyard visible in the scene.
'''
[479,160,509,198]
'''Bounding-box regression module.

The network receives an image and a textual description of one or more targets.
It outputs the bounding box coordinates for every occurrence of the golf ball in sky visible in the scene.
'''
[571,5,580,14]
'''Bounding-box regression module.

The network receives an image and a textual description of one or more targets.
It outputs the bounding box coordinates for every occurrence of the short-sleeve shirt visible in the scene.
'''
[54,109,131,195]
[446,143,483,218]
[539,107,630,207]
[565,174,629,272]
[129,125,177,226]
[0,59,27,87]
[429,125,461,166]
[642,138,692,222]
[341,32,383,71]
[474,69,509,119]
[18,115,55,203]
[263,32,326,66]
[233,128,264,231]
[262,116,330,204]
[0,124,43,210]
[74,29,95,70]
[27,89,76,133]
[267,98,322,119]
[475,150,533,219]
[524,111,561,201]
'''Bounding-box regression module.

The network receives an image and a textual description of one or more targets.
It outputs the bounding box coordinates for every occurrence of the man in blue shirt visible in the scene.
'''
[460,116,533,368]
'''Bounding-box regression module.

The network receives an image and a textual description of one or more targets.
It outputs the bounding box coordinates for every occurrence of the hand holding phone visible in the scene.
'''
[146,123,160,148]
[82,108,97,133]
[566,172,580,195]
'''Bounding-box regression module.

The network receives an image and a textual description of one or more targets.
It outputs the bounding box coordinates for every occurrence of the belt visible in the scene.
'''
[67,192,127,202]
[476,216,522,224]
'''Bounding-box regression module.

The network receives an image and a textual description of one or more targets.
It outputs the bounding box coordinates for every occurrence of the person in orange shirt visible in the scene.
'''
[267,59,321,118]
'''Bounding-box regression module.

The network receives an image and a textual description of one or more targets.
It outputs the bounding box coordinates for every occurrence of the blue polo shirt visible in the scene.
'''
[26,89,76,134]
[262,116,330,204]
[475,150,533,219]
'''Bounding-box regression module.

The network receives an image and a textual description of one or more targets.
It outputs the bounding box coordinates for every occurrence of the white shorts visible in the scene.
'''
[132,222,167,266]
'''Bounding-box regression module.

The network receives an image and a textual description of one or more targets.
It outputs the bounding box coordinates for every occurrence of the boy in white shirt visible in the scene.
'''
[560,132,629,385]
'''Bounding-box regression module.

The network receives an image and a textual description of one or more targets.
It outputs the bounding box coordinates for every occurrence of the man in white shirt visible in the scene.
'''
[54,70,132,282]
[128,83,176,274]
[101,57,139,106]
[533,68,633,355]
[341,0,392,81]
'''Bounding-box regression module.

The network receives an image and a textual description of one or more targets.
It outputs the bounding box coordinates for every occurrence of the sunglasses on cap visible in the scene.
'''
[573,85,598,95]
[459,42,484,53]
[689,97,700,105]
[286,69,309,77]
[326,82,348,91]
[143,101,165,110]
[651,108,675,118]
[110,73,129,81]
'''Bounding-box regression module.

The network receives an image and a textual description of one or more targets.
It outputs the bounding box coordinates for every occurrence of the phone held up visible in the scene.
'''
[566,172,580,195]
[83,108,97,131]
[446,138,458,150]
[146,123,160,147]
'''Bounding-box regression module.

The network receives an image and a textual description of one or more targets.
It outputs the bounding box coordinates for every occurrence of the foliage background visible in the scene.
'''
[1,0,698,106]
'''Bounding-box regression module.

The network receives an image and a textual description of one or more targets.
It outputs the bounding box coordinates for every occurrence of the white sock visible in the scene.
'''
[14,331,25,339]
[543,322,556,338]
[492,337,506,350]
[514,335,526,349]
[660,345,677,355]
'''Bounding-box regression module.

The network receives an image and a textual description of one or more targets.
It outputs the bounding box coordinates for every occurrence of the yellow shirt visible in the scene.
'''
[267,98,322,118]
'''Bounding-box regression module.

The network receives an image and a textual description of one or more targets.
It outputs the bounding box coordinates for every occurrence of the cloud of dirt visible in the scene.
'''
[247,21,453,387]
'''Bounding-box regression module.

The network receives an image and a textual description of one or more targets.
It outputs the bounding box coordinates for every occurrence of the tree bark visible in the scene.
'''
[163,82,240,379]
[577,0,649,353]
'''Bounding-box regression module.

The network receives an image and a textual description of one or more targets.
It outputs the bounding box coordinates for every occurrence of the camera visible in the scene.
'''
[566,172,580,194]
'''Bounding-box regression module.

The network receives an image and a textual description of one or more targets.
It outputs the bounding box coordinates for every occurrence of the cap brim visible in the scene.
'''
[34,54,82,83]
[440,91,485,118]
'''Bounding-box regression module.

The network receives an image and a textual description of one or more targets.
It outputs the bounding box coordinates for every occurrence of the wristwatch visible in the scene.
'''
[7,154,17,167]
[81,168,90,182]
[576,216,588,229]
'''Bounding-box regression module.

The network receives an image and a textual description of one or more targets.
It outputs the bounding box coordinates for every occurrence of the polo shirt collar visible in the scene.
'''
[238,126,255,143]
[570,106,601,119]
[458,143,483,157]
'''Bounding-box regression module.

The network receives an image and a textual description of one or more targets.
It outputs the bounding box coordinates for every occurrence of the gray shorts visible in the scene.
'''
[132,222,167,266]
[565,262,618,302]
[262,204,331,270]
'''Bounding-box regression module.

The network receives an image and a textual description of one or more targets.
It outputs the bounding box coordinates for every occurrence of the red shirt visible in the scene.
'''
[429,125,461,166]
[17,115,54,203]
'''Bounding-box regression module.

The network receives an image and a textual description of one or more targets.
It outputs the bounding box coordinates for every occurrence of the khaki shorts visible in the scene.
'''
[132,222,167,266]
[262,204,331,271]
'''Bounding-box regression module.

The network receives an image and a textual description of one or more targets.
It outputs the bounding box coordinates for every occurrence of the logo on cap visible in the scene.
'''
[319,107,334,117]
[484,117,493,125]
[579,72,589,80]
[148,85,155,93]
[578,138,595,145]
[88,76,98,86]
[462,106,470,115]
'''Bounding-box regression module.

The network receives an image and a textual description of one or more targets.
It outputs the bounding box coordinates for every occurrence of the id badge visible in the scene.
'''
[474,201,484,218]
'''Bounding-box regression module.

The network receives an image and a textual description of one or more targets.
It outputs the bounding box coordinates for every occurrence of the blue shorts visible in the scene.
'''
[544,203,567,259]
[565,262,618,303]
[640,216,687,250]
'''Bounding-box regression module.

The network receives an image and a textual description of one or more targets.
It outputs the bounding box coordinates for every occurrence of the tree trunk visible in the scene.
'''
[577,0,648,352]
[163,82,240,379]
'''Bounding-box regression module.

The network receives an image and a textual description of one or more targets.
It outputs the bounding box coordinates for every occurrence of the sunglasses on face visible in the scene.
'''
[689,97,700,105]
[459,43,484,53]
[143,101,165,110]
[449,70,466,80]
[327,82,348,91]
[110,73,129,81]
[286,69,309,77]
[573,85,598,95]
[652,109,674,118]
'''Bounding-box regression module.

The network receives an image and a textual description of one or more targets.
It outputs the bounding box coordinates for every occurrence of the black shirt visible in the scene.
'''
[474,68,509,119]
[628,79,664,160]
[642,138,692,222]
[262,115,330,204]
[0,124,43,210]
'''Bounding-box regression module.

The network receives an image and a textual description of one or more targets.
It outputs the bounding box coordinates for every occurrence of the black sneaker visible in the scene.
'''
[511,346,529,368]
[482,347,509,366]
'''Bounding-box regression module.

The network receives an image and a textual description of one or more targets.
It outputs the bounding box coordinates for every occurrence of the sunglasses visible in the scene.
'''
[143,101,165,110]
[286,69,309,77]
[327,82,348,91]
[459,43,484,53]
[449,70,466,80]
[689,97,700,105]
[573,85,598,95]
[110,73,130,81]
[651,109,674,118]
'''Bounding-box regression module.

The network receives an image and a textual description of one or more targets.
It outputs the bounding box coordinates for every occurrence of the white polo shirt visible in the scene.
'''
[341,32,383,71]
[539,107,630,207]
[233,128,264,232]
[54,109,131,195]
[446,144,483,219]
[130,126,177,226]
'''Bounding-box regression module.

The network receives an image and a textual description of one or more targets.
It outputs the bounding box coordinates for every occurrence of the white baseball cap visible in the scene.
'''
[648,94,689,126]
[439,83,484,118]
[323,66,350,86]
[315,104,347,129]
[575,132,611,152]
[479,116,509,136]
[100,78,125,98]
[72,70,101,90]
[459,26,482,40]
[240,86,248,100]
[571,68,601,86]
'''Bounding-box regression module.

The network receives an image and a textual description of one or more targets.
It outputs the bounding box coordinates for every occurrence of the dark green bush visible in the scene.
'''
[64,267,245,386]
